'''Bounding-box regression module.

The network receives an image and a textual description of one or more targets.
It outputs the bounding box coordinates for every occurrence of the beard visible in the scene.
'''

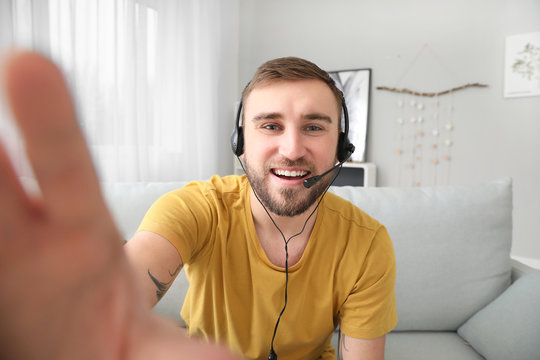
[243,157,333,217]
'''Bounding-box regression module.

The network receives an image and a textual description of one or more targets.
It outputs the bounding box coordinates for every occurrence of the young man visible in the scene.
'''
[0,52,396,360]
[126,57,397,359]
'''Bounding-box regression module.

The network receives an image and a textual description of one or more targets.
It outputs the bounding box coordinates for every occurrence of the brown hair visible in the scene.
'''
[241,57,343,118]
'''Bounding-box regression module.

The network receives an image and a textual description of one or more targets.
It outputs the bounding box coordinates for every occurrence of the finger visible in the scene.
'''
[2,51,104,223]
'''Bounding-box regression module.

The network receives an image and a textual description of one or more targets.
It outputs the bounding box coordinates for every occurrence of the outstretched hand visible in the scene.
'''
[0,51,238,360]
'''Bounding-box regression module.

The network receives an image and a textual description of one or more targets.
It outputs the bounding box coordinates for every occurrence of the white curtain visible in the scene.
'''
[0,0,239,182]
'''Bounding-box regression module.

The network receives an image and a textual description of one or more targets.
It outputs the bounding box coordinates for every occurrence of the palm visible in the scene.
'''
[0,52,237,360]
[1,214,134,359]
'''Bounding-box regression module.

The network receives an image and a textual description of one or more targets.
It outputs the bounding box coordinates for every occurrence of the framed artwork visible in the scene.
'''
[328,68,371,162]
[504,31,540,98]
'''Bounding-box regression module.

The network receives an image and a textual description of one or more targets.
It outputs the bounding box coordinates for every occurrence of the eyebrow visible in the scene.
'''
[252,112,282,122]
[251,112,333,123]
[304,113,333,123]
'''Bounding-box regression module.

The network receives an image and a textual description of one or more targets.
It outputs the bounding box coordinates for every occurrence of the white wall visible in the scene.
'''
[237,0,540,261]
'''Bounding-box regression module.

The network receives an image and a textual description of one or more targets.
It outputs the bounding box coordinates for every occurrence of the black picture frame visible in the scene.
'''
[328,68,371,162]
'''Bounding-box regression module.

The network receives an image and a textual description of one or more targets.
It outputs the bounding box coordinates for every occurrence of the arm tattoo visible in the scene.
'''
[147,269,175,301]
[169,263,182,277]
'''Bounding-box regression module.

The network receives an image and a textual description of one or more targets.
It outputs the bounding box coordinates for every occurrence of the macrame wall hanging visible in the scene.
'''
[376,44,488,187]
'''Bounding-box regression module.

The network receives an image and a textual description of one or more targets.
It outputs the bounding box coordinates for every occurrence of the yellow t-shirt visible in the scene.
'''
[138,175,397,360]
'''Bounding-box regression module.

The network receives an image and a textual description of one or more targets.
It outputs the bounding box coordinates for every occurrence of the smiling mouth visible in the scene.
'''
[271,169,309,179]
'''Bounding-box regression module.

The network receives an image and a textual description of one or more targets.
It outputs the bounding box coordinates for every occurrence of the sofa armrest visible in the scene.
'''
[511,258,540,282]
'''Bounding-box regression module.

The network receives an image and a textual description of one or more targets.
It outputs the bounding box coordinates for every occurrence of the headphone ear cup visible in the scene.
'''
[231,101,245,156]
[337,132,355,163]
[338,96,355,163]
[337,132,347,162]
[231,126,244,156]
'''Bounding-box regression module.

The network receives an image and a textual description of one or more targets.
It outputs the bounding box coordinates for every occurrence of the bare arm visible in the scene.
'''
[338,332,385,360]
[125,231,184,308]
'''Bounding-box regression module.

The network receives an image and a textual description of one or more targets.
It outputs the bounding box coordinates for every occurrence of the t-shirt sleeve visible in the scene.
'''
[136,183,215,265]
[339,225,398,339]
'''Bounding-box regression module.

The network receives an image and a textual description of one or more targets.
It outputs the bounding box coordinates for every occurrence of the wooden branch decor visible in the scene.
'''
[376,83,488,97]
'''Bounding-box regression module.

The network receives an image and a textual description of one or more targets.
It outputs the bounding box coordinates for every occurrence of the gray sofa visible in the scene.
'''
[102,178,540,360]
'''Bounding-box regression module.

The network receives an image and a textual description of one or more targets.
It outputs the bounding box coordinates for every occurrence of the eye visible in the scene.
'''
[305,125,323,132]
[263,124,280,131]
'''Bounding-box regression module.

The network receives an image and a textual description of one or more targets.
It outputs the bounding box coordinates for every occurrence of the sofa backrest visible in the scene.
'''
[330,178,513,331]
[101,181,190,241]
[103,178,513,332]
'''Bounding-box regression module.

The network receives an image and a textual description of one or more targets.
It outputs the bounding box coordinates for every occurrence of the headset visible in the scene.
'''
[230,90,355,164]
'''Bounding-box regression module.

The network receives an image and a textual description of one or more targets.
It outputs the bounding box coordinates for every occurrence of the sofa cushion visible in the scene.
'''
[330,178,513,331]
[385,332,484,360]
[457,274,540,360]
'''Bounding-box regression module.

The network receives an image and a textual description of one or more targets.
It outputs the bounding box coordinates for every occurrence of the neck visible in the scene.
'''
[249,189,319,241]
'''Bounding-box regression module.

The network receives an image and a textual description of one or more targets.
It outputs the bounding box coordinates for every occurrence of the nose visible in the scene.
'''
[278,128,307,161]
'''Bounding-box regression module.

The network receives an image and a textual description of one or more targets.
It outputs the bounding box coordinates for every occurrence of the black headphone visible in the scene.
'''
[230,90,355,163]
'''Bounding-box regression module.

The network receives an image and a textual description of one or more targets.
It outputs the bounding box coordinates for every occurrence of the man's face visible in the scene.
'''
[242,79,340,217]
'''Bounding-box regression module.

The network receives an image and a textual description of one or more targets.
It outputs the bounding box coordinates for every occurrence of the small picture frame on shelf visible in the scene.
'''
[328,68,371,162]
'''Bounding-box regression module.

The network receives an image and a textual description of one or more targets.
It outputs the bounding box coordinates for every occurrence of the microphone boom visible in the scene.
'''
[303,163,341,188]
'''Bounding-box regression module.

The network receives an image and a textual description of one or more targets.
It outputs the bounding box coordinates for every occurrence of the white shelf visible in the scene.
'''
[341,162,376,187]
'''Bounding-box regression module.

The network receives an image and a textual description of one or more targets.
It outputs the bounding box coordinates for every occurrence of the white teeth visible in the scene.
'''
[274,169,307,177]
